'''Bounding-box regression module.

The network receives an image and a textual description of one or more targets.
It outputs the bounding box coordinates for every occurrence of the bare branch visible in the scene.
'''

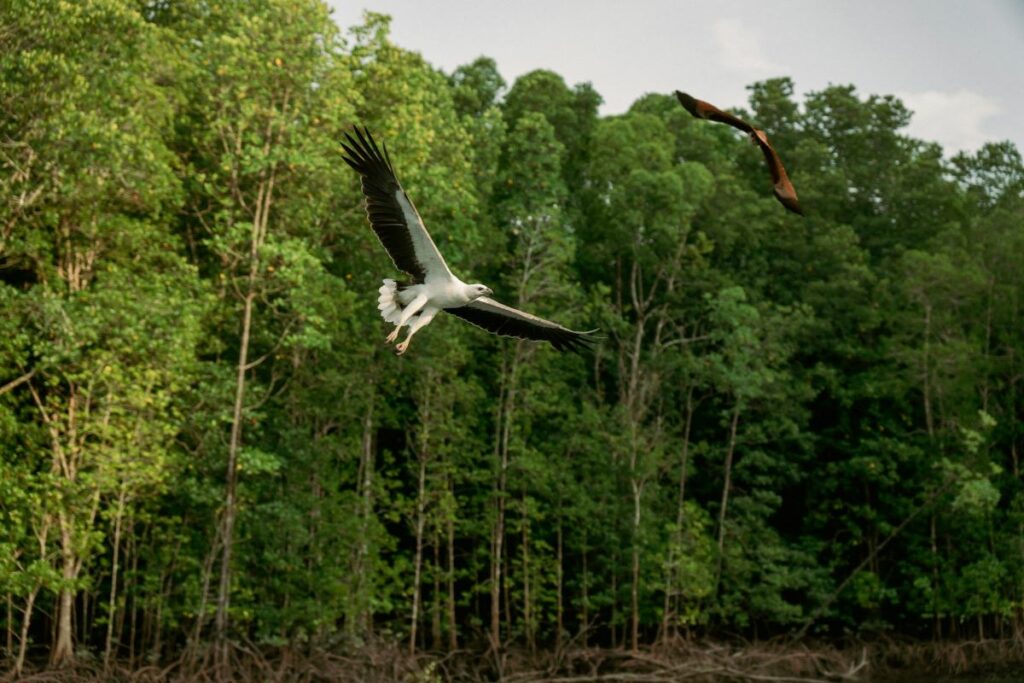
[0,368,35,396]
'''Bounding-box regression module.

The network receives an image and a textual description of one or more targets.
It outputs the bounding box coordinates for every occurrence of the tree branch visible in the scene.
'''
[0,368,35,396]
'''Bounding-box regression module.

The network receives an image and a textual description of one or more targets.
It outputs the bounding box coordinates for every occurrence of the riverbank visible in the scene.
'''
[5,637,1024,682]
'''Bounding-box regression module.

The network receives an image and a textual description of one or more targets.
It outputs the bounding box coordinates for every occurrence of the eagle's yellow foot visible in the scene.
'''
[395,340,410,355]
[385,328,400,344]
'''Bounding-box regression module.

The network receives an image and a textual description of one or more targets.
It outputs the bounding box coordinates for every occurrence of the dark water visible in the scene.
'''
[871,675,1022,683]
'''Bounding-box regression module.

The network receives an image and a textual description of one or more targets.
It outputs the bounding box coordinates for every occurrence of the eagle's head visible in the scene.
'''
[469,283,492,300]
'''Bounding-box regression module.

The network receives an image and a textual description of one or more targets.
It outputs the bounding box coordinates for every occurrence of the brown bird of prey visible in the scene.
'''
[675,91,803,216]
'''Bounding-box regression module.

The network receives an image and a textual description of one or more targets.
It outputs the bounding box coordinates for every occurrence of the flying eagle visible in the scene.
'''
[340,127,596,355]
[675,91,803,216]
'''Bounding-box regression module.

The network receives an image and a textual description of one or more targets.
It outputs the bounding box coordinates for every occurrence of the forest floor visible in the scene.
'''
[4,637,1024,682]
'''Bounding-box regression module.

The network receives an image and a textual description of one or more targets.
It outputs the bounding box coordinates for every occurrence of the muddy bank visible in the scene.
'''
[4,638,1024,682]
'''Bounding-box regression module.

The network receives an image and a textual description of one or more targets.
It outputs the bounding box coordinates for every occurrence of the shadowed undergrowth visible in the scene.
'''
[6,638,1024,682]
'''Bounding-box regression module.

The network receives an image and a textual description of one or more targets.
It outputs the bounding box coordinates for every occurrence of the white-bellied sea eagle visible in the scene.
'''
[341,127,597,355]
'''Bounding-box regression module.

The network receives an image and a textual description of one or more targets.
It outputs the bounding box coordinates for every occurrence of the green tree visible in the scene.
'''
[168,0,356,656]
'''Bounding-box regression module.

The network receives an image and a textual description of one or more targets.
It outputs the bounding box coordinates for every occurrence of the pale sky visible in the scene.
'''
[327,0,1024,156]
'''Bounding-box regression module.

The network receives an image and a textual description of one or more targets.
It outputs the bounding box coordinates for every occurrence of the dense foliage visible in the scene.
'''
[2,0,1023,671]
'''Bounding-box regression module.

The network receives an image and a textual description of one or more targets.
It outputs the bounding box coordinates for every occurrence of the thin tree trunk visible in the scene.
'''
[490,367,507,649]
[610,551,618,648]
[52,513,76,665]
[665,386,695,640]
[923,304,934,438]
[522,490,533,653]
[431,530,442,651]
[152,578,166,663]
[715,404,741,591]
[215,287,255,653]
[1010,336,1020,476]
[36,377,79,668]
[215,161,276,659]
[503,545,512,639]
[80,587,88,648]
[188,522,221,657]
[581,530,589,648]
[151,538,180,665]
[581,528,589,647]
[491,347,520,648]
[409,456,427,654]
[630,478,642,652]
[931,514,940,640]
[14,585,40,677]
[104,489,128,668]
[980,279,994,413]
[6,592,12,662]
[446,476,458,652]
[490,477,506,648]
[127,528,138,665]
[661,571,672,644]
[921,301,940,641]
[556,516,564,653]
[355,395,376,635]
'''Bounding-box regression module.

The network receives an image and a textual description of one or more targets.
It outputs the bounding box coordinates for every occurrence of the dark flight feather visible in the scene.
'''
[445,297,597,353]
[341,127,433,281]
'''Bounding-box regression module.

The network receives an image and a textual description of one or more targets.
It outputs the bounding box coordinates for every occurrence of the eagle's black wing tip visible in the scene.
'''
[341,128,375,169]
[553,328,601,354]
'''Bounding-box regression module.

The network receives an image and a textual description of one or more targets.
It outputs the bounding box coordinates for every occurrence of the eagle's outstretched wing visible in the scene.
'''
[341,127,454,282]
[675,91,804,216]
[446,297,597,353]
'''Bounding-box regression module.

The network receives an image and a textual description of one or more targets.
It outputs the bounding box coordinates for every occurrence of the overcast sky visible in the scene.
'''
[326,0,1024,156]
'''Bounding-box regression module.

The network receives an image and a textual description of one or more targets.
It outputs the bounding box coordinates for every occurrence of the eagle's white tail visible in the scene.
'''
[377,279,404,325]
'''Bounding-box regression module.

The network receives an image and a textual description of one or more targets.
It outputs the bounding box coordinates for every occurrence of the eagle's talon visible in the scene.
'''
[395,341,409,356]
[385,329,399,344]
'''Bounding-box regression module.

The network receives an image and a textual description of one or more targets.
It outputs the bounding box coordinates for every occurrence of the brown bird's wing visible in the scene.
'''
[753,131,804,216]
[675,90,803,216]
[675,91,755,135]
